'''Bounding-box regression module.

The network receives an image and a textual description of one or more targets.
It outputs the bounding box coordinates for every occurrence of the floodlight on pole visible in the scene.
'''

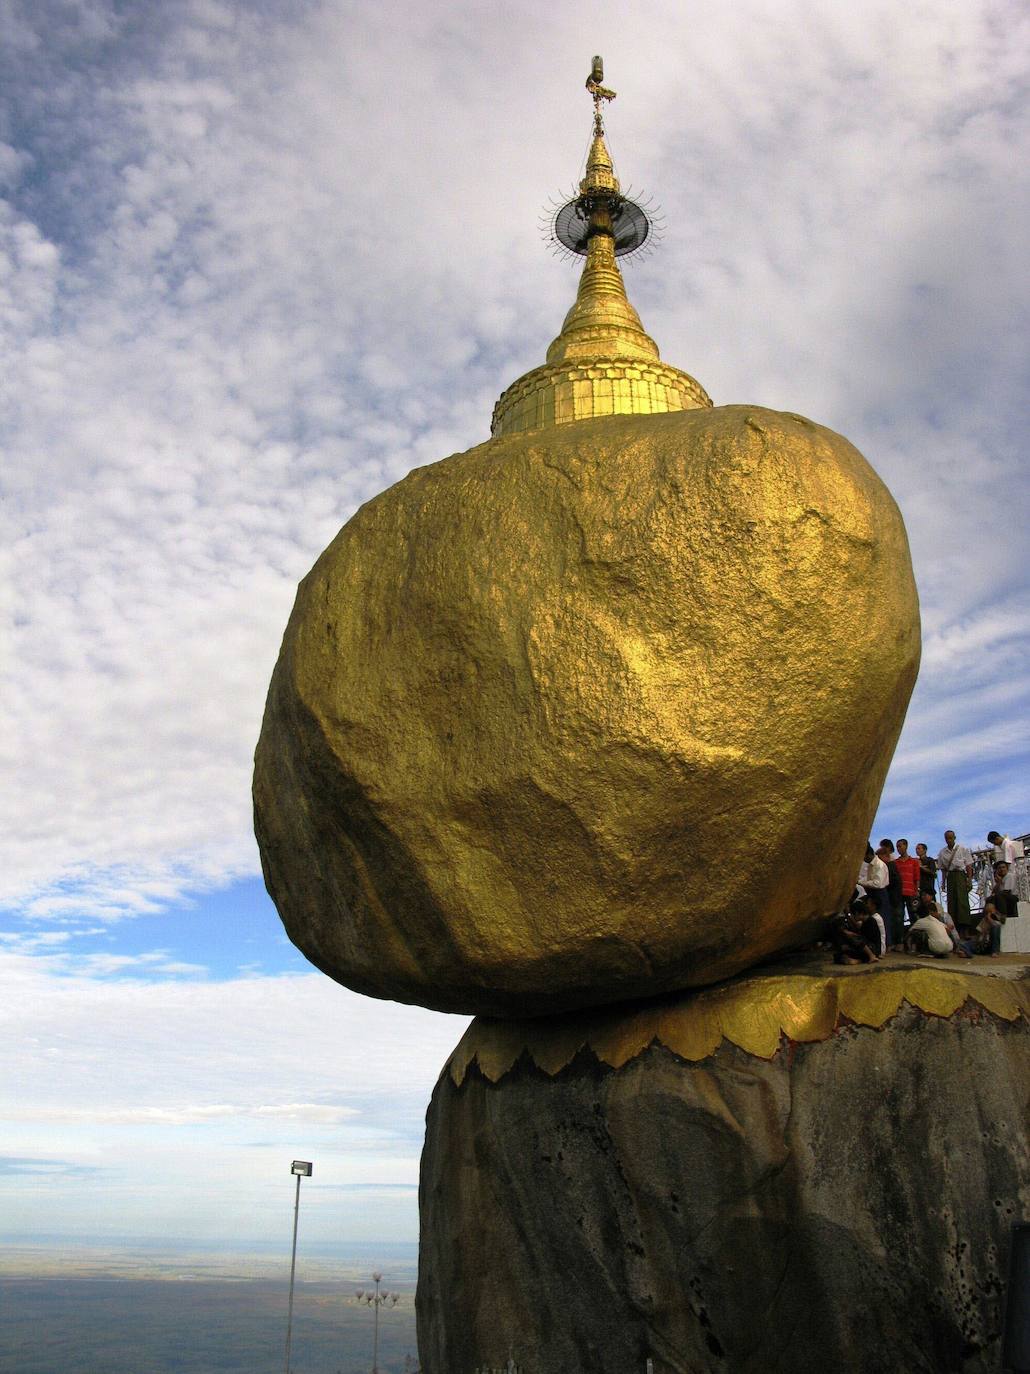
[284,1160,313,1374]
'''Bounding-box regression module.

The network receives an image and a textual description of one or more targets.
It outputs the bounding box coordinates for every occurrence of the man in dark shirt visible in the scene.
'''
[879,842,904,949]
[828,907,880,964]
[856,895,887,957]
[915,842,937,898]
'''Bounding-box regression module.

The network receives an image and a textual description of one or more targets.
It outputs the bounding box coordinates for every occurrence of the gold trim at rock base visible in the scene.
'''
[447,955,1030,1085]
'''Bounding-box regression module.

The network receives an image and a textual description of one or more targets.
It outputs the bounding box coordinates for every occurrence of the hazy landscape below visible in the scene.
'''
[0,1239,419,1374]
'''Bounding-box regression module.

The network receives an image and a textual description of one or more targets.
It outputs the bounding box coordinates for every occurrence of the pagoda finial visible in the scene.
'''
[543,56,650,364]
[585,55,617,137]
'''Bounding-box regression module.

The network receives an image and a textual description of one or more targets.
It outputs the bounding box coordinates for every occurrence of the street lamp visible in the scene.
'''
[284,1160,313,1374]
[354,1271,399,1373]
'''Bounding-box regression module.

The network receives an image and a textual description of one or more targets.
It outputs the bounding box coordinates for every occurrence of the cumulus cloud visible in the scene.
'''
[0,932,209,976]
[0,951,467,1240]
[1,0,1027,925]
[0,954,465,1123]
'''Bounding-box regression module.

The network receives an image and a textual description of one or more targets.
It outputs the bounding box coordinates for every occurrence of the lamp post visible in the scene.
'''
[284,1160,313,1374]
[355,1271,399,1373]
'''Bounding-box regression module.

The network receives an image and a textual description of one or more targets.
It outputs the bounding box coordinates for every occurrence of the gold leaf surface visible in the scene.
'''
[448,955,1030,1085]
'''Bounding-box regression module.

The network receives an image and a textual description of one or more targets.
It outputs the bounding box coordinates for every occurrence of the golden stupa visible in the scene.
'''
[253,61,920,1017]
[491,66,710,436]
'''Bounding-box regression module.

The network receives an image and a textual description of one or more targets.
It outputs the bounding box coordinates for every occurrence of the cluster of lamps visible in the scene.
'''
[355,1271,401,1374]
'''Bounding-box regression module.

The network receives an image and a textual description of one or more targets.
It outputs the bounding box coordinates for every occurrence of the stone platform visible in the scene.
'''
[417,954,1030,1374]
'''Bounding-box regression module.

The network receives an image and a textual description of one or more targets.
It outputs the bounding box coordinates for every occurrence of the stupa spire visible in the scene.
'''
[491,57,711,438]
[546,59,659,366]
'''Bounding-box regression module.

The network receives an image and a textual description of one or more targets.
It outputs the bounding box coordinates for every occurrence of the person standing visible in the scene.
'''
[937,830,973,931]
[881,843,904,949]
[856,847,871,896]
[895,839,921,925]
[915,843,937,899]
[864,844,892,945]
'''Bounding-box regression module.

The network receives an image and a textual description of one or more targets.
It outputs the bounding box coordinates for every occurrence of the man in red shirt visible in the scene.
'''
[895,838,921,927]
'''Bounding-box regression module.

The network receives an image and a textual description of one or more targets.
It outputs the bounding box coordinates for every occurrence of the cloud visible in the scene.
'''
[0,1156,103,1179]
[1,0,1027,926]
[0,954,465,1130]
[0,931,209,977]
[13,1102,360,1126]
[0,951,467,1241]
[7,0,1029,927]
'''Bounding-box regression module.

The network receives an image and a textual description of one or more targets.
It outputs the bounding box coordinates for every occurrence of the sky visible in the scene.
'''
[1,0,1028,1256]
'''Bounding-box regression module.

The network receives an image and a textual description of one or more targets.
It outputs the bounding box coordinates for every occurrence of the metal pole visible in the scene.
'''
[285,1171,302,1374]
[372,1273,381,1373]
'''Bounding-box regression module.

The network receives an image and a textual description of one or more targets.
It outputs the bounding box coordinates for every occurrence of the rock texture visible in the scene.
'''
[254,406,920,1016]
[418,959,1030,1374]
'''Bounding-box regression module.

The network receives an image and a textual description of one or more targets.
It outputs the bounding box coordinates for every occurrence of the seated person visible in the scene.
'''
[827,908,880,964]
[915,891,968,955]
[854,894,886,957]
[905,906,954,958]
[990,862,1019,918]
[960,900,1003,957]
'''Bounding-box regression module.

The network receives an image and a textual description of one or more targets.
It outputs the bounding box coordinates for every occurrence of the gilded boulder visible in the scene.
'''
[253,406,920,1015]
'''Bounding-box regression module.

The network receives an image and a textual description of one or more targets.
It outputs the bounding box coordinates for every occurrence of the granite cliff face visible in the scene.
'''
[254,406,919,1017]
[418,960,1030,1374]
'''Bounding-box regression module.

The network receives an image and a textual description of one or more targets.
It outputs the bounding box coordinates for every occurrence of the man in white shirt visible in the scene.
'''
[987,831,1020,894]
[905,908,953,958]
[865,852,889,892]
[937,830,973,928]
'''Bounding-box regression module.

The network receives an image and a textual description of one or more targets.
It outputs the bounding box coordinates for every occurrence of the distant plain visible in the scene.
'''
[0,1241,419,1374]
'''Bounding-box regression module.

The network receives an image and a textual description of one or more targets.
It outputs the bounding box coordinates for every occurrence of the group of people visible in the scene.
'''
[828,829,1022,965]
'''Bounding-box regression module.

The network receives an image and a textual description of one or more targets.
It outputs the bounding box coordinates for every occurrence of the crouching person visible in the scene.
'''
[855,894,887,958]
[960,900,1004,958]
[828,906,880,964]
[905,904,954,958]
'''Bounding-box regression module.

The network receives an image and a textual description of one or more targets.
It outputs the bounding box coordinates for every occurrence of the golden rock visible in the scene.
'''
[255,67,921,1015]
[253,405,920,1016]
